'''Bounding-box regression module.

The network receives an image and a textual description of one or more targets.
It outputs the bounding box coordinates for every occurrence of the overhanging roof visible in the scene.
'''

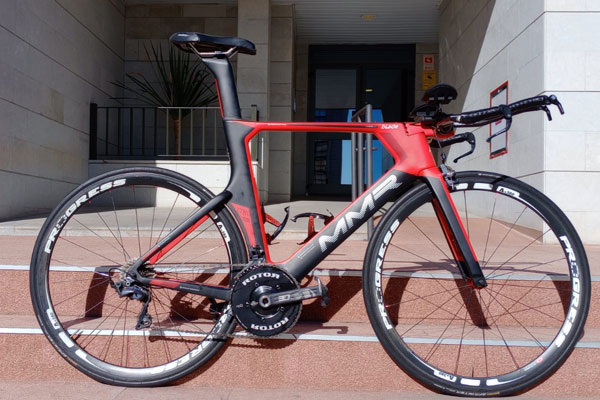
[124,0,441,44]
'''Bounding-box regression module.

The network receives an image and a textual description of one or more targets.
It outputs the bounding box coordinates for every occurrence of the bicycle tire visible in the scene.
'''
[363,171,590,396]
[30,167,248,386]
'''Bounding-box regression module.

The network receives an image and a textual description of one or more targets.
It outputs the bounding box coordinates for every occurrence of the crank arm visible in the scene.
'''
[258,277,330,308]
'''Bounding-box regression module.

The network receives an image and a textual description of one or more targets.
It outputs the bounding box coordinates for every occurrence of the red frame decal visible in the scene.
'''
[231,202,257,247]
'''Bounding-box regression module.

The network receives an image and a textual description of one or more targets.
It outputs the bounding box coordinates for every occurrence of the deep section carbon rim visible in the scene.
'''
[364,172,590,396]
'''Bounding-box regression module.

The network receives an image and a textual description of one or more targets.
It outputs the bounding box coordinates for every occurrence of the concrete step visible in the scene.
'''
[1,321,599,398]
[5,262,600,395]
[3,232,600,327]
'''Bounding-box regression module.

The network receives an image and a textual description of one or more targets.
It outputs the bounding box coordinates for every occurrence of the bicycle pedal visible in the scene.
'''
[317,277,330,307]
[209,299,226,315]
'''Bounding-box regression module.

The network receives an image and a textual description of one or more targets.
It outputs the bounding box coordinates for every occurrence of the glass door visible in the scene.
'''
[306,68,358,196]
[305,44,415,197]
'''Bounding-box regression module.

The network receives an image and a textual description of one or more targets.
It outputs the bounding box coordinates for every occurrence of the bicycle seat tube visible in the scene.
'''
[201,55,270,252]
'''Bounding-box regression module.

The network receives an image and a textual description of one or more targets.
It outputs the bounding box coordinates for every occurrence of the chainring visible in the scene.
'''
[231,265,301,337]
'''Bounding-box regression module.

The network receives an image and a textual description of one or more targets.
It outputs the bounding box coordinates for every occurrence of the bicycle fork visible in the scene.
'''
[422,167,487,289]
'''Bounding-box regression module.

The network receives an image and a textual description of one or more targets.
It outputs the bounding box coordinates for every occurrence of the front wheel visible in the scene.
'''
[363,171,590,397]
[30,167,248,386]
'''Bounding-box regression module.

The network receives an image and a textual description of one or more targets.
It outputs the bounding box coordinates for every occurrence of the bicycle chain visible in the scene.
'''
[145,311,288,341]
[140,264,302,341]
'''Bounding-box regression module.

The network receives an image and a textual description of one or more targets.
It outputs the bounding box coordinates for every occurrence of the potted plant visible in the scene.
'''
[112,42,217,156]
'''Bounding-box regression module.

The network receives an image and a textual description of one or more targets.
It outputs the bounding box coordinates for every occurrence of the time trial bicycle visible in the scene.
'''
[29,32,590,397]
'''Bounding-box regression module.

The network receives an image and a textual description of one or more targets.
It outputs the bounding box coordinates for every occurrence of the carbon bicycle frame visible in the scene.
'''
[130,56,485,298]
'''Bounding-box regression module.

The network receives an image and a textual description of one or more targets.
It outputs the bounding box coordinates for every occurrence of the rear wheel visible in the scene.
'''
[30,167,247,386]
[363,171,590,396]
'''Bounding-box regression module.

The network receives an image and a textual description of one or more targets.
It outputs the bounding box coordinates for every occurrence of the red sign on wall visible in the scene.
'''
[490,81,509,158]
[423,55,435,71]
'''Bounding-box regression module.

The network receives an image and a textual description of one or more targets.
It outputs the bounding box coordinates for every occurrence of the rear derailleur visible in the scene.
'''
[110,274,153,330]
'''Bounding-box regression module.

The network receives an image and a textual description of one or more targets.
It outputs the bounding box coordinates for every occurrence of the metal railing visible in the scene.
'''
[89,104,258,160]
[351,104,374,239]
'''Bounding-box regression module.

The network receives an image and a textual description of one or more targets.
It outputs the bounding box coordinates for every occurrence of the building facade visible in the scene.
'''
[0,0,598,242]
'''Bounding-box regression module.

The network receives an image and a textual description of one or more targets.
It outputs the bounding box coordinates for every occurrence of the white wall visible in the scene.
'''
[439,0,600,243]
[89,160,232,197]
[0,0,124,218]
[439,0,546,183]
[542,0,600,243]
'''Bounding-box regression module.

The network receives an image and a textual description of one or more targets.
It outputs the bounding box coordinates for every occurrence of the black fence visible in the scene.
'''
[89,104,257,160]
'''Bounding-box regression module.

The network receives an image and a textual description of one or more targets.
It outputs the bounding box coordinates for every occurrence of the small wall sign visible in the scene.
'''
[423,71,437,90]
[423,55,435,70]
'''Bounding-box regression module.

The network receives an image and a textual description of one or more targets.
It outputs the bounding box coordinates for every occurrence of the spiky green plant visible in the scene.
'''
[112,42,217,155]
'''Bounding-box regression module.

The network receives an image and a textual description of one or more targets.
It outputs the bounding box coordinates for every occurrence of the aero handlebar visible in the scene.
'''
[449,95,564,127]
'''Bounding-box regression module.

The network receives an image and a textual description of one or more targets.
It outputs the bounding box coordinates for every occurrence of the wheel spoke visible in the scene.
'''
[407,216,452,260]
[55,236,122,266]
[482,206,527,268]
[132,185,142,258]
[481,197,497,266]
[424,289,475,363]
[153,193,180,249]
[111,192,127,263]
[72,215,131,262]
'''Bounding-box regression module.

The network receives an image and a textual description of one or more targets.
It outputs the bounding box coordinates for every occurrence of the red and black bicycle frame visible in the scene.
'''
[129,56,486,298]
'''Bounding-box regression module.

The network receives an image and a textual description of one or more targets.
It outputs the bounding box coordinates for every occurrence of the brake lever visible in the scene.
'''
[453,131,476,163]
[548,94,565,114]
[540,95,565,121]
[542,105,552,121]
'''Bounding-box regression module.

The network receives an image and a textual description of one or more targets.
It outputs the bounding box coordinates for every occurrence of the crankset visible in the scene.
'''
[231,265,329,337]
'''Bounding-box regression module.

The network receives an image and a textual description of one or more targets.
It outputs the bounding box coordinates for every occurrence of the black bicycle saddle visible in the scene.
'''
[170,32,256,55]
